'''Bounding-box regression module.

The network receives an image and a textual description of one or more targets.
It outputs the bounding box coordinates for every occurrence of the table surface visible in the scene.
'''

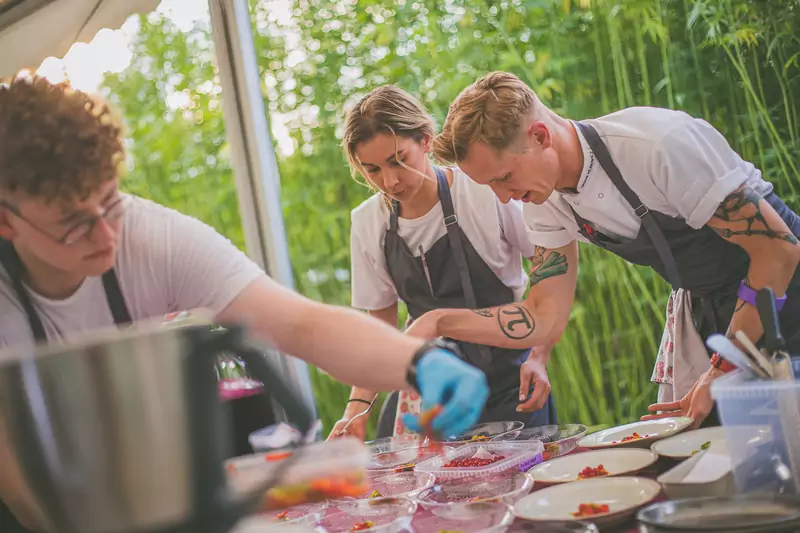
[505,446,674,533]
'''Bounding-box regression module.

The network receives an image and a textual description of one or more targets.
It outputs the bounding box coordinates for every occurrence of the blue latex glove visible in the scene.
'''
[402,348,488,437]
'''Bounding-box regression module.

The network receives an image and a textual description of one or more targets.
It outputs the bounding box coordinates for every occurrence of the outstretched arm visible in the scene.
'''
[405,241,578,350]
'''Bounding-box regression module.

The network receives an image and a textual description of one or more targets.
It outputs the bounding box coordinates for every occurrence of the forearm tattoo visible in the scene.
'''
[471,308,494,318]
[712,185,799,245]
[497,304,535,340]
[529,246,569,286]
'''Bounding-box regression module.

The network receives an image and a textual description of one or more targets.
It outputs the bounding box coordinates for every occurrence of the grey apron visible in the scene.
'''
[376,168,557,438]
[570,122,800,423]
[0,239,132,533]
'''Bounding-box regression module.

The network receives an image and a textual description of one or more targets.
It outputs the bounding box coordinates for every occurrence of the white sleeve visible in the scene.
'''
[497,199,537,258]
[650,118,761,229]
[156,208,264,315]
[522,203,574,249]
[349,212,398,311]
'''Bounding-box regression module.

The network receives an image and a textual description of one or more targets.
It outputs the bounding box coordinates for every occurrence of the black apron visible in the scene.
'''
[0,239,132,533]
[569,123,800,422]
[376,168,557,438]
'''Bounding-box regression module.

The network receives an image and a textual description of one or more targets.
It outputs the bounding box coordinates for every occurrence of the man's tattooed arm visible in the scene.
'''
[437,242,578,349]
[709,184,798,244]
[706,184,800,358]
[529,246,569,287]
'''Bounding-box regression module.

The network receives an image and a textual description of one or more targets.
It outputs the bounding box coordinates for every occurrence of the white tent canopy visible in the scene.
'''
[0,0,159,76]
[0,0,317,419]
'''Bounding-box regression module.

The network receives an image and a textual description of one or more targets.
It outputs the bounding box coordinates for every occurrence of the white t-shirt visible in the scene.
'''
[523,107,773,248]
[350,167,536,311]
[0,195,264,355]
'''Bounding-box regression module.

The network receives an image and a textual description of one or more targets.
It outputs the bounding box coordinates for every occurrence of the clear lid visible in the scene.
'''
[637,495,800,531]
[415,441,544,480]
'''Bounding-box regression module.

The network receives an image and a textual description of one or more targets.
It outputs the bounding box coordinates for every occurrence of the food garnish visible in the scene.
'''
[611,432,649,444]
[469,434,491,442]
[571,503,610,518]
[351,521,375,531]
[392,462,415,473]
[419,405,444,455]
[369,489,382,498]
[274,511,289,521]
[443,454,505,468]
[577,464,609,480]
[692,441,712,456]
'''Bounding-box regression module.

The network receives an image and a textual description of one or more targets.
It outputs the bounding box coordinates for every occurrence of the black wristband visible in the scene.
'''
[347,398,372,405]
[405,338,462,392]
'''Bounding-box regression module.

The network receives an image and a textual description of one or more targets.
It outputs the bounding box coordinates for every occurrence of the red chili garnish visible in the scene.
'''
[442,455,505,468]
[419,406,444,455]
[577,464,609,480]
[571,503,610,518]
[274,511,289,521]
[351,521,375,531]
[620,432,643,443]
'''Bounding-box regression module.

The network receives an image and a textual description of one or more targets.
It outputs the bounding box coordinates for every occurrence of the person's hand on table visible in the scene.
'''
[401,348,488,437]
[642,366,725,428]
[517,347,552,413]
[327,404,370,441]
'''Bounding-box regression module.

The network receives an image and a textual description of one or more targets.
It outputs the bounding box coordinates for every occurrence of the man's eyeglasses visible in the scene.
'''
[0,196,127,245]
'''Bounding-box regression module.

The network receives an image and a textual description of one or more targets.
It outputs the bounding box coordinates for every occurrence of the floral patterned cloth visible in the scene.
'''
[393,390,422,436]
[651,289,711,402]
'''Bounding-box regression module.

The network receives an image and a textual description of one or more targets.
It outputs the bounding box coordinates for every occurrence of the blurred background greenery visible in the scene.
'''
[103,0,800,438]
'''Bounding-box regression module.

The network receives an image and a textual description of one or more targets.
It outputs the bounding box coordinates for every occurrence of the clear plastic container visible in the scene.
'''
[318,496,417,533]
[446,421,525,445]
[367,444,452,475]
[331,472,435,509]
[491,424,588,460]
[226,437,370,510]
[710,367,800,495]
[415,441,544,480]
[365,435,427,455]
[414,469,534,511]
[249,501,328,529]
[411,500,515,533]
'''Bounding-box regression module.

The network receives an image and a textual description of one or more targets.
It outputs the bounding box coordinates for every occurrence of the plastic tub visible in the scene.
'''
[226,437,370,510]
[710,369,800,495]
[411,500,515,533]
[249,501,327,529]
[415,441,544,480]
[367,444,452,475]
[365,435,427,455]
[491,424,588,460]
[318,496,417,533]
[415,469,534,511]
[331,472,435,509]
[446,421,525,445]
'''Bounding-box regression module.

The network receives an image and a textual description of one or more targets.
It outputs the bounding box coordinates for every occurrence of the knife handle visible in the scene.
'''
[756,288,785,352]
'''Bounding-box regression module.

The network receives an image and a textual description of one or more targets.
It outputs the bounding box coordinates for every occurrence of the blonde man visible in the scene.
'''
[405,71,800,427]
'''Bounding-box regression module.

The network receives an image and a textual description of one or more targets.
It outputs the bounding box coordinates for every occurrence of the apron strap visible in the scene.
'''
[0,240,48,342]
[102,268,132,325]
[389,198,400,232]
[575,122,684,288]
[436,168,477,308]
[435,168,492,364]
[0,239,132,343]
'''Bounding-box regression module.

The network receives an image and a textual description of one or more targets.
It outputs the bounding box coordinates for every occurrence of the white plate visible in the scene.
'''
[513,476,662,528]
[650,426,728,459]
[530,448,658,484]
[576,417,693,450]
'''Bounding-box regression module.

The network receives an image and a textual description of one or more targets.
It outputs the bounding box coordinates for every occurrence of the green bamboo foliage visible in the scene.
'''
[102,0,800,437]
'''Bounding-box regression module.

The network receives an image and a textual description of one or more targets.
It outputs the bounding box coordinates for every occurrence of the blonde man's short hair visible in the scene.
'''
[432,71,537,164]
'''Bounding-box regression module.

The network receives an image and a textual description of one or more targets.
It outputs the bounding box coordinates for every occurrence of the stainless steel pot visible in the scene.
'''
[0,324,313,533]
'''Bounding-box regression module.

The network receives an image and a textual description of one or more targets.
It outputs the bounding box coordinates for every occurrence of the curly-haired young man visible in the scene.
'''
[0,75,489,532]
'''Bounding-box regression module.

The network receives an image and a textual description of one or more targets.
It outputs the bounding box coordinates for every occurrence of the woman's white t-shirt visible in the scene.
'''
[350,167,536,311]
